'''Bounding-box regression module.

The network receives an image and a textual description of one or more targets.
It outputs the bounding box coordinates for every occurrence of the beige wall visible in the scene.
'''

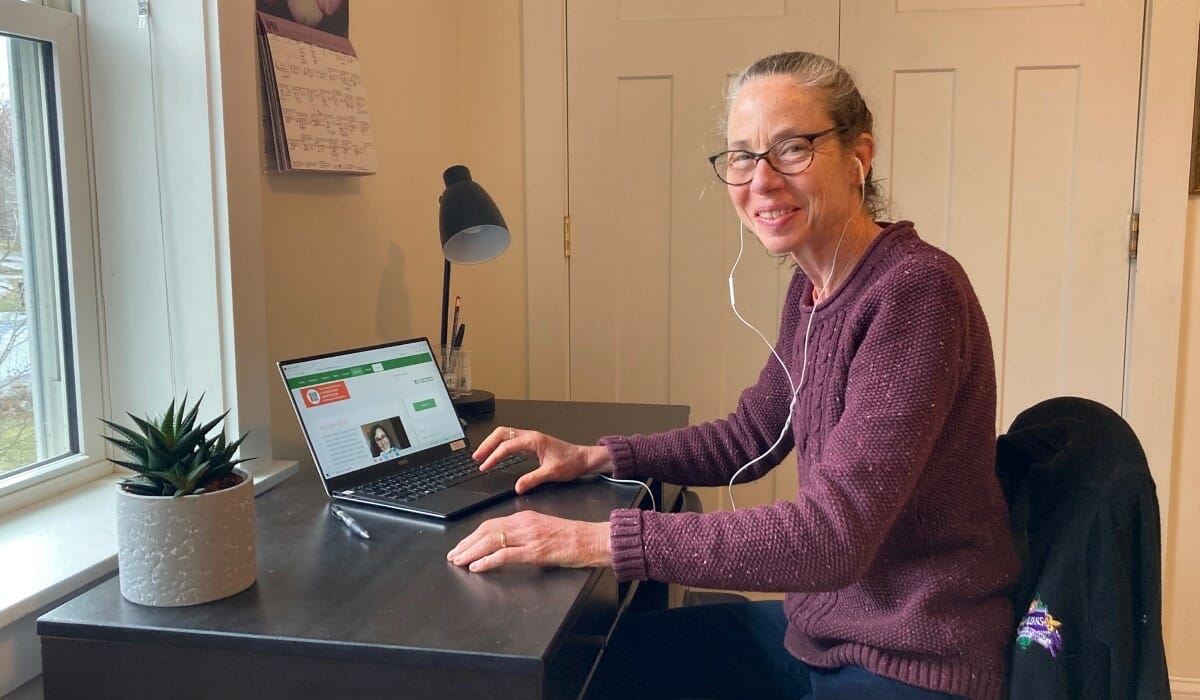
[263,1,527,460]
[454,0,529,395]
[260,0,1200,685]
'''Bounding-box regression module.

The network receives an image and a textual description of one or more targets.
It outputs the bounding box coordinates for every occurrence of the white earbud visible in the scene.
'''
[856,158,865,186]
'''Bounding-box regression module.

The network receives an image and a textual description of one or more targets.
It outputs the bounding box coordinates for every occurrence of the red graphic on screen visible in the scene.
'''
[300,381,350,407]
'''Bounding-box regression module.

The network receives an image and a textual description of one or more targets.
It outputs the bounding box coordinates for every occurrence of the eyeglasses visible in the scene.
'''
[708,126,843,186]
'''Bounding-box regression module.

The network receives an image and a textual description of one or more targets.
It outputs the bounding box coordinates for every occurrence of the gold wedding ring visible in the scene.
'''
[498,532,508,549]
[507,427,515,440]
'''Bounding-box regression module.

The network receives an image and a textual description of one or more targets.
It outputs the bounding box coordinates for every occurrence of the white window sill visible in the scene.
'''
[0,460,297,630]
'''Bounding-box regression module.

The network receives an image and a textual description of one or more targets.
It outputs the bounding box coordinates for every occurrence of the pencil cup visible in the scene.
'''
[438,347,472,399]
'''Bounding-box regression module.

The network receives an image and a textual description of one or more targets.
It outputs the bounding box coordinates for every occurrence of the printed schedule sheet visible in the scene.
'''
[258,11,377,175]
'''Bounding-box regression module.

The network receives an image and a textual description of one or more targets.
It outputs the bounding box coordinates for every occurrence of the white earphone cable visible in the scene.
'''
[600,474,657,512]
[724,167,866,510]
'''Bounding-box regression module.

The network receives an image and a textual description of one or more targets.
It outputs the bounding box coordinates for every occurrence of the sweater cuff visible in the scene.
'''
[609,508,648,581]
[598,435,636,479]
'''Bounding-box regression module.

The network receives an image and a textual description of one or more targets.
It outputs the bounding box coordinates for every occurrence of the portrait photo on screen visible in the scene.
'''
[363,418,411,462]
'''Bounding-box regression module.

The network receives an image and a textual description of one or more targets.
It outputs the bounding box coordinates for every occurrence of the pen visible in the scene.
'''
[448,296,461,363]
[450,323,466,370]
[330,504,370,539]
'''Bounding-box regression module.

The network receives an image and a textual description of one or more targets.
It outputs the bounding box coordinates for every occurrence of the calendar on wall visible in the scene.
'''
[256,10,377,175]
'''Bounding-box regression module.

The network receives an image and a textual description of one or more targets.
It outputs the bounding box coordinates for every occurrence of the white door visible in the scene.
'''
[841,0,1144,431]
[565,1,839,508]
[562,0,1143,509]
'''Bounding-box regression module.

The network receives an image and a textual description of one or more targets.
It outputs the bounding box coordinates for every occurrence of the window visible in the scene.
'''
[0,2,104,501]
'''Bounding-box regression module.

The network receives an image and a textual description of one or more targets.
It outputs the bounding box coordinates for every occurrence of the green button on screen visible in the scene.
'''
[413,398,437,411]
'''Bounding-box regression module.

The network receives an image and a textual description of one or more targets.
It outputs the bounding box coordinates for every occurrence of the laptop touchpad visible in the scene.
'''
[464,469,519,494]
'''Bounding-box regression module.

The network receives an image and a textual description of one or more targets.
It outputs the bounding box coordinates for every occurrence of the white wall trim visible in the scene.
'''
[522,0,570,400]
[1125,0,1197,633]
[208,0,273,469]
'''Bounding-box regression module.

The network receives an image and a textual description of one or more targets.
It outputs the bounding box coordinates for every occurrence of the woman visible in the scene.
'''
[369,423,401,461]
[448,51,1018,700]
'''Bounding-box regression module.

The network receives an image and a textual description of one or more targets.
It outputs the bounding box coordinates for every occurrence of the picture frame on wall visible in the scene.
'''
[256,0,349,38]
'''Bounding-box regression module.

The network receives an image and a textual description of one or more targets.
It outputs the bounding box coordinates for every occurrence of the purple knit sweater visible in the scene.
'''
[601,222,1019,700]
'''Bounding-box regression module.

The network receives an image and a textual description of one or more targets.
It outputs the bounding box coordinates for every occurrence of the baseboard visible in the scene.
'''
[1172,676,1200,699]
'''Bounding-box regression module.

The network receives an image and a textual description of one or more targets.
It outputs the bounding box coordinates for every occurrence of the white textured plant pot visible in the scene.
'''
[116,467,256,606]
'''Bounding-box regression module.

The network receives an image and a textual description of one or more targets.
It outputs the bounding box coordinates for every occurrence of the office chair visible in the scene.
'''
[995,397,1170,699]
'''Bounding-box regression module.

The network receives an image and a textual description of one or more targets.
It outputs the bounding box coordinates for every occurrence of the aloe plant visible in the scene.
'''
[102,395,253,497]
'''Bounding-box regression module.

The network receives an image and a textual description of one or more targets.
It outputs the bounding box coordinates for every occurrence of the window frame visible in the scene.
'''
[0,1,107,508]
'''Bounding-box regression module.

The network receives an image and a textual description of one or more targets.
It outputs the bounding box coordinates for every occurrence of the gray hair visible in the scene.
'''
[724,51,884,217]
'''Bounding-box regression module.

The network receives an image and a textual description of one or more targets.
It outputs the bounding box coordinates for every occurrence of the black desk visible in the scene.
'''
[37,400,688,700]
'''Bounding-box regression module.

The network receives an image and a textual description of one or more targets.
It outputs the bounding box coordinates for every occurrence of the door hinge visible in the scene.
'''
[563,215,572,258]
[1128,213,1139,260]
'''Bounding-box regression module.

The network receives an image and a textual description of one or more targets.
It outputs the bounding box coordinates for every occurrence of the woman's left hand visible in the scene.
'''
[447,511,612,573]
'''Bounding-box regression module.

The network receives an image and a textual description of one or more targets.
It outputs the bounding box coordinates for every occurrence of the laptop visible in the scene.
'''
[278,337,538,519]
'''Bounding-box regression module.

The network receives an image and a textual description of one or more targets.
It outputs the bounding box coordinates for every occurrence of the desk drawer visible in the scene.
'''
[544,566,619,700]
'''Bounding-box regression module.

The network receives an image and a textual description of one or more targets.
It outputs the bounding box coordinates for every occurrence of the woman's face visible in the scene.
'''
[373,428,391,451]
[724,76,866,262]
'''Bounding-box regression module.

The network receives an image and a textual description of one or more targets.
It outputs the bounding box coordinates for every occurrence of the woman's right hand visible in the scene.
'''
[473,426,613,495]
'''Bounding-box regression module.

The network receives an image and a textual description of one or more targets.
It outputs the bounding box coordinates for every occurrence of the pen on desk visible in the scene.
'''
[330,504,370,539]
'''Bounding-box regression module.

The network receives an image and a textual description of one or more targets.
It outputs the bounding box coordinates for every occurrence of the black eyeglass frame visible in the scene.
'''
[708,126,844,186]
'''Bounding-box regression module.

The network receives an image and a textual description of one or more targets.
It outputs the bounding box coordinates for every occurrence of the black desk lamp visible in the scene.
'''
[438,165,509,416]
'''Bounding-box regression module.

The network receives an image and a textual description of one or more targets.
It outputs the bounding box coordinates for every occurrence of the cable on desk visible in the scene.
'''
[600,475,657,512]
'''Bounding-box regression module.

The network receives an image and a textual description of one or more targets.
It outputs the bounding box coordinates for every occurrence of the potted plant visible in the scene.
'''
[102,395,256,606]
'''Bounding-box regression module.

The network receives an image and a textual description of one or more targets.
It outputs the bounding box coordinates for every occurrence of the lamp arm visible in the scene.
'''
[441,258,452,350]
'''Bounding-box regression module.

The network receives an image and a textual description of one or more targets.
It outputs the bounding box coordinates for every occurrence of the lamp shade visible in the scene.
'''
[438,165,510,264]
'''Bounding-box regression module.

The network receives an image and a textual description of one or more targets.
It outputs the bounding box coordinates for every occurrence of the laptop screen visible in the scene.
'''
[279,338,466,480]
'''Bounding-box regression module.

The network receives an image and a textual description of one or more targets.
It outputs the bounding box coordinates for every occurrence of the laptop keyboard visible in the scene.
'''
[359,452,525,503]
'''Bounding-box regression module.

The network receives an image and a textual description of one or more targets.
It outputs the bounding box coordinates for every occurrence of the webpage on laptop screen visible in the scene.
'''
[282,344,465,479]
